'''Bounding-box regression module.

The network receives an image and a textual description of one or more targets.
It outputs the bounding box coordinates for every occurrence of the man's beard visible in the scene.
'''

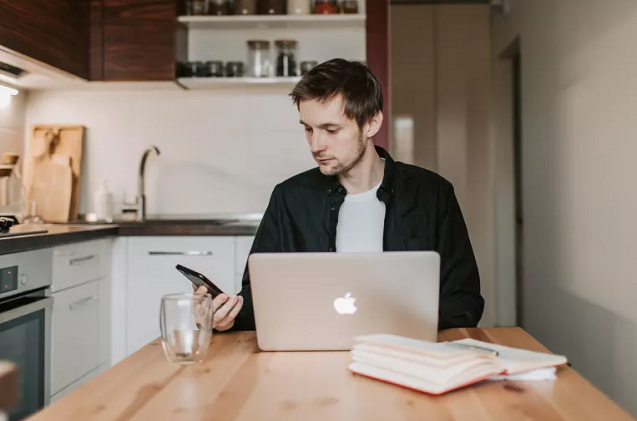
[317,131,366,176]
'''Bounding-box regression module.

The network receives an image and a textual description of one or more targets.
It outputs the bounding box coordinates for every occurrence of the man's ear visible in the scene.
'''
[364,111,384,139]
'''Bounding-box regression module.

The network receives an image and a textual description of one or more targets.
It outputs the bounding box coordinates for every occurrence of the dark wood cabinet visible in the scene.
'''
[91,0,185,81]
[0,0,90,79]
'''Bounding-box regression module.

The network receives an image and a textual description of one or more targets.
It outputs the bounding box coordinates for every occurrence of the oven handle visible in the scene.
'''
[0,296,54,324]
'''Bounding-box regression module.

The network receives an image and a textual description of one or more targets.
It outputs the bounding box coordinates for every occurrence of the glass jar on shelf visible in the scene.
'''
[314,0,338,14]
[287,0,310,14]
[300,60,317,75]
[185,0,208,15]
[247,40,272,77]
[259,0,285,14]
[340,0,357,13]
[208,0,231,15]
[234,0,256,14]
[275,40,298,77]
[226,61,244,77]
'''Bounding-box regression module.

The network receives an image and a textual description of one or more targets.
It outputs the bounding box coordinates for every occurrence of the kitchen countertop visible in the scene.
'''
[0,215,261,254]
[25,328,636,421]
[0,224,118,254]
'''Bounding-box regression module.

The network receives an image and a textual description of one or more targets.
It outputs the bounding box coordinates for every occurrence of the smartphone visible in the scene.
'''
[176,264,225,298]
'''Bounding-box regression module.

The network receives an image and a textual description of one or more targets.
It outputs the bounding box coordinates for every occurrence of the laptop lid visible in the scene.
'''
[248,251,440,351]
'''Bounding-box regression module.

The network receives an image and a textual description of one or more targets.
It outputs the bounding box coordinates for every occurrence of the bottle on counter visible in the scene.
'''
[94,180,115,222]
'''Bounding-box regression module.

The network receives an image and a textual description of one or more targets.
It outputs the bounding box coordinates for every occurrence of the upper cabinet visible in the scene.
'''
[91,0,186,81]
[0,0,90,79]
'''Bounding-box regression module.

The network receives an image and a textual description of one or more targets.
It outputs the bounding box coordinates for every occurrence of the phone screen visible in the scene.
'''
[176,264,225,297]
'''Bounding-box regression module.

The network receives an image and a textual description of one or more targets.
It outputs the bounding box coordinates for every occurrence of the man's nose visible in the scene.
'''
[309,133,326,154]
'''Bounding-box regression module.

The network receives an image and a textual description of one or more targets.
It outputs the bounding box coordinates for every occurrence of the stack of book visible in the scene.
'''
[348,334,568,395]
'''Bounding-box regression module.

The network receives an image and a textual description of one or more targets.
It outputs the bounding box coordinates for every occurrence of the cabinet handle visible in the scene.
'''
[69,295,98,311]
[69,255,96,265]
[148,251,213,256]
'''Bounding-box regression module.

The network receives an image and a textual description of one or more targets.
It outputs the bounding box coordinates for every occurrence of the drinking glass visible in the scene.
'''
[159,293,214,365]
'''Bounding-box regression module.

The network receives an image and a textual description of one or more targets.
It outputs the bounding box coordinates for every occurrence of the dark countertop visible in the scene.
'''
[0,219,260,255]
[116,220,259,236]
[0,225,119,255]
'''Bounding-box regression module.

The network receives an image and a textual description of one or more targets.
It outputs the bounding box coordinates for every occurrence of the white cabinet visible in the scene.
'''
[51,281,100,395]
[50,238,112,399]
[52,241,101,292]
[124,236,236,356]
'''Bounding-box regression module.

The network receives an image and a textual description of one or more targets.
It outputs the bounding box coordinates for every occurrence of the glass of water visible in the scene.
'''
[159,293,213,365]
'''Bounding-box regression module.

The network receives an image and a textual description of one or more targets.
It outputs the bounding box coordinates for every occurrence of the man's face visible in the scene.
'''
[299,95,366,176]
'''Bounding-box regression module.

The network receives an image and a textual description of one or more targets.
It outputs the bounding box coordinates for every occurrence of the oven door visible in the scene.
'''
[0,292,52,421]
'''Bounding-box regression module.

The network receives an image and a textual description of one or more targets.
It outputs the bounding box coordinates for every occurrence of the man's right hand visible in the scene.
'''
[193,286,244,331]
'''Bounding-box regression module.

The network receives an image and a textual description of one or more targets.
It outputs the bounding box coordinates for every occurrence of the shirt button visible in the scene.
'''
[338,187,344,193]
[328,189,332,194]
[331,207,336,212]
[329,247,334,252]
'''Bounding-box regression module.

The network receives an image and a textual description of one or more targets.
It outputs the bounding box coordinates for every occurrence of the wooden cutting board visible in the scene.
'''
[25,125,84,221]
[26,156,73,222]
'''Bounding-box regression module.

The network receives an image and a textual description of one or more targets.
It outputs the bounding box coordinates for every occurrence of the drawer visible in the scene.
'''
[51,281,100,395]
[235,236,255,274]
[127,237,236,292]
[125,236,236,355]
[53,241,101,291]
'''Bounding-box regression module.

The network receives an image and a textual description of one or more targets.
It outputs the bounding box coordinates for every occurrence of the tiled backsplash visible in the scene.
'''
[25,88,316,216]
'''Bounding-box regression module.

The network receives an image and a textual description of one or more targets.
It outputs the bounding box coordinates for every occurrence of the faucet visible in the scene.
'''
[123,146,160,221]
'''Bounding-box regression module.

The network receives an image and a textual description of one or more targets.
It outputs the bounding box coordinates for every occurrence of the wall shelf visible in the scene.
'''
[178,76,301,89]
[178,14,366,29]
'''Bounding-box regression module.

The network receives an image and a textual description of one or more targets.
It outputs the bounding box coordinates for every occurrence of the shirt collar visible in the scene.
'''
[325,145,396,198]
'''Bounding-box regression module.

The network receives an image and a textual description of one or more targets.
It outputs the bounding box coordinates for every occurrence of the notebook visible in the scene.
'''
[348,334,568,395]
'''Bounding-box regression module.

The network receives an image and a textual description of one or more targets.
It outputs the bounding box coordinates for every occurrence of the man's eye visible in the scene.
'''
[304,127,313,133]
[327,129,338,134]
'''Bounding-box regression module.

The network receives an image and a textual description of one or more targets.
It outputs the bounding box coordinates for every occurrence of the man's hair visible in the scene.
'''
[289,58,383,128]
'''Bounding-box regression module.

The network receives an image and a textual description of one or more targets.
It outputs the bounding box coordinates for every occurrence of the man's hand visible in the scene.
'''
[193,286,244,331]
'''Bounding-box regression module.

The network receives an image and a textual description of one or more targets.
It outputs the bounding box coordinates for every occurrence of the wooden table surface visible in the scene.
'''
[27,328,635,421]
[0,361,18,411]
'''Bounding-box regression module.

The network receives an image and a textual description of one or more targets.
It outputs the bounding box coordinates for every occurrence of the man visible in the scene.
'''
[196,58,484,332]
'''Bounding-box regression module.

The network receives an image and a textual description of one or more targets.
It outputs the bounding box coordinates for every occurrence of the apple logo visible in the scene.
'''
[333,293,357,315]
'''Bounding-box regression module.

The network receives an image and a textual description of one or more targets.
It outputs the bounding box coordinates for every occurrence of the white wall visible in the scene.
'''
[391,5,496,327]
[0,90,26,157]
[25,88,315,216]
[492,0,637,415]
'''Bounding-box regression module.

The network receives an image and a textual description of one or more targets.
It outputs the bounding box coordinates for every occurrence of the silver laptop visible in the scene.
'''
[248,251,440,351]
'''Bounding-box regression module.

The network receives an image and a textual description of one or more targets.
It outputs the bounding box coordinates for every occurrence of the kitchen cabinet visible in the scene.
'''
[0,0,90,79]
[91,0,186,81]
[51,281,100,396]
[50,238,112,400]
[124,236,237,356]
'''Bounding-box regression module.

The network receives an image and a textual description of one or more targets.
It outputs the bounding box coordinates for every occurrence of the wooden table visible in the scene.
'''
[27,328,635,421]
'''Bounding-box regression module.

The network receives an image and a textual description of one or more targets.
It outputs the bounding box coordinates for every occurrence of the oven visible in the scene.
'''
[0,249,53,421]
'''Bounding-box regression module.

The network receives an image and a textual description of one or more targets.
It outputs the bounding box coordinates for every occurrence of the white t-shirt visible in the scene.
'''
[335,180,386,252]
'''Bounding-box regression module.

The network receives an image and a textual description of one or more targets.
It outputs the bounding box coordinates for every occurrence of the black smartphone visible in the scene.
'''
[176,264,225,298]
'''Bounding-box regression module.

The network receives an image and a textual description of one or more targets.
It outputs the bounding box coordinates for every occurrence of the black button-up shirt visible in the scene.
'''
[232,146,484,331]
